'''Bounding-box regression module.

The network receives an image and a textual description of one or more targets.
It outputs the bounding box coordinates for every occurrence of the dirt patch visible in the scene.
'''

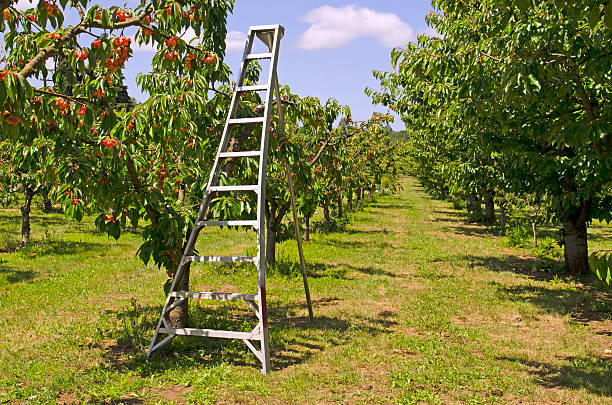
[148,385,193,404]
[56,392,78,405]
[197,283,239,293]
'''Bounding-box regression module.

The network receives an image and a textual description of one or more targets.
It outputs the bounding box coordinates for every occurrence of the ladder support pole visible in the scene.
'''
[273,74,314,322]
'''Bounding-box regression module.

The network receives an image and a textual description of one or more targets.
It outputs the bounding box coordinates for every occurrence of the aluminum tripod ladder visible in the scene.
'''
[147,25,285,374]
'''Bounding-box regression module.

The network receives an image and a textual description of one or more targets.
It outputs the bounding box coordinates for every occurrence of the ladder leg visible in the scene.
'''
[260,323,271,374]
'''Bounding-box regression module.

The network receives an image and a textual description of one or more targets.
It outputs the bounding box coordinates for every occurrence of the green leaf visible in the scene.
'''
[588,7,600,29]
[605,0,612,30]
[164,278,173,295]
[516,0,529,12]
[528,74,541,91]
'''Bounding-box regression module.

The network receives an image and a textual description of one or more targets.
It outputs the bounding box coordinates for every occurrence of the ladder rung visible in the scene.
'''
[250,25,281,31]
[197,220,258,228]
[170,291,259,301]
[237,85,268,92]
[228,117,265,125]
[218,151,261,158]
[159,327,262,340]
[209,185,259,192]
[185,255,256,263]
[245,53,273,60]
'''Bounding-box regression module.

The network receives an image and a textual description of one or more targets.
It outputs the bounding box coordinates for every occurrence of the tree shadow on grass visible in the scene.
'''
[273,257,401,280]
[497,354,612,397]
[25,240,107,257]
[462,254,612,323]
[319,237,394,251]
[92,293,398,376]
[0,263,36,283]
[368,202,409,210]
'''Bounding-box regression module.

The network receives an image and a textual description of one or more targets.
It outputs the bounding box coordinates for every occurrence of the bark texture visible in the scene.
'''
[168,265,190,328]
[484,194,495,224]
[323,199,331,229]
[562,211,589,275]
[43,189,52,213]
[20,188,34,247]
[265,200,290,268]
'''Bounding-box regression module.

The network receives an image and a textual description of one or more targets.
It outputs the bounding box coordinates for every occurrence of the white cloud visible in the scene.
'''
[296,5,414,50]
[16,0,33,10]
[226,31,247,53]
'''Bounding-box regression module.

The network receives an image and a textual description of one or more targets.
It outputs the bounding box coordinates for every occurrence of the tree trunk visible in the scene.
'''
[168,265,189,328]
[168,227,192,328]
[337,198,343,218]
[443,186,450,199]
[500,200,509,236]
[20,188,34,247]
[266,217,276,269]
[323,199,331,229]
[484,194,495,224]
[347,191,353,212]
[42,189,52,213]
[562,211,589,275]
[532,222,538,248]
[303,215,310,242]
[466,194,482,216]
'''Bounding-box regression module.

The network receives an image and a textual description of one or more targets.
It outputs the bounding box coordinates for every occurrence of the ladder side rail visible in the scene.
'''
[256,25,283,375]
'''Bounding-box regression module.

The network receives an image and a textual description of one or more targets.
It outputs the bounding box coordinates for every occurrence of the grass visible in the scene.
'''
[0,177,610,404]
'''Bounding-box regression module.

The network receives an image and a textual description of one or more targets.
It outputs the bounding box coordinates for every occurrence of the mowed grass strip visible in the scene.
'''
[0,177,610,404]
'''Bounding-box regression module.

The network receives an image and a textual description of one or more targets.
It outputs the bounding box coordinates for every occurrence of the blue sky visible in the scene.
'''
[221,1,434,130]
[16,1,434,130]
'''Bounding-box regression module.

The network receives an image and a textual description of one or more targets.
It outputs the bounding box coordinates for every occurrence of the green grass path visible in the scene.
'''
[0,177,610,404]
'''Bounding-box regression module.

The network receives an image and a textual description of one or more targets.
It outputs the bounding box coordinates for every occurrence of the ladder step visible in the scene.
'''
[197,220,258,228]
[185,255,256,263]
[237,85,268,92]
[170,291,259,301]
[250,25,281,31]
[245,52,273,60]
[228,117,266,125]
[209,185,259,192]
[218,151,261,158]
[159,327,262,340]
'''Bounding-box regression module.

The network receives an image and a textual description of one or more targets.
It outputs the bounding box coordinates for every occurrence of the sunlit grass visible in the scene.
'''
[0,178,610,404]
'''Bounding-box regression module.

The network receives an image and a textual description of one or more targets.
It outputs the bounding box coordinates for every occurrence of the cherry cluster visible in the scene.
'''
[165,36,178,48]
[104,36,131,73]
[3,110,20,125]
[115,8,130,22]
[74,50,88,61]
[43,1,59,18]
[101,137,118,147]
[54,97,70,116]
[42,32,62,41]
